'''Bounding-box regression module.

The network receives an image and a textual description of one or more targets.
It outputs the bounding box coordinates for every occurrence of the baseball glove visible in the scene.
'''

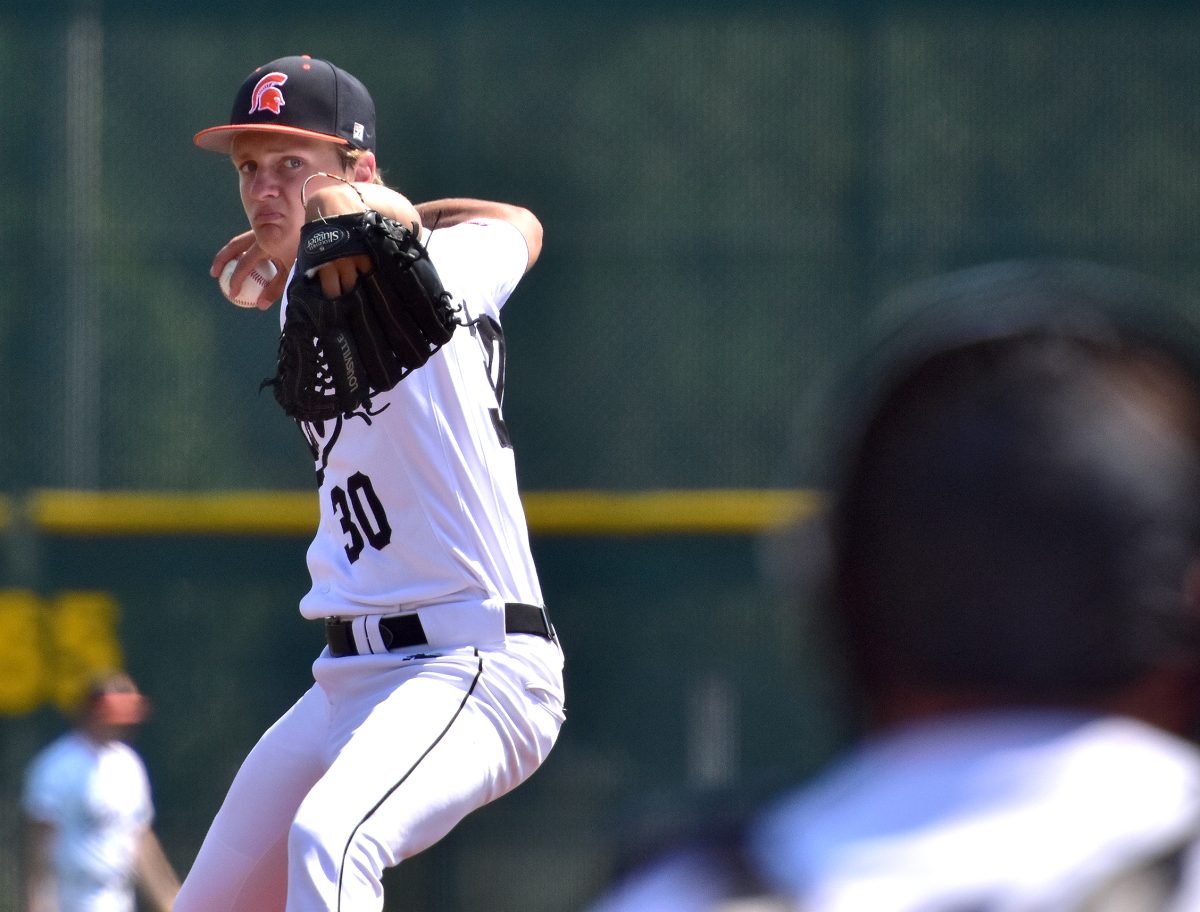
[264,210,459,422]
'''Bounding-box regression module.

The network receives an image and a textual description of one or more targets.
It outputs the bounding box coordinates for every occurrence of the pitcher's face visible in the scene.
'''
[230,132,353,264]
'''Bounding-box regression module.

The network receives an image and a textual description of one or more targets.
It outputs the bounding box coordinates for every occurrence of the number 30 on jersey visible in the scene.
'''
[331,471,392,564]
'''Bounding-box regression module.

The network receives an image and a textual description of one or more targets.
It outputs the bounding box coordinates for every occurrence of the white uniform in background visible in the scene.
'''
[23,731,155,912]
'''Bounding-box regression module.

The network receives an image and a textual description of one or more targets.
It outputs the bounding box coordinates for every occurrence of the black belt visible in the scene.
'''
[325,603,555,657]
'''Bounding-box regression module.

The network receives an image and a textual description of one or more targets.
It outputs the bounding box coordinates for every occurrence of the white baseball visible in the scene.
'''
[219,258,278,308]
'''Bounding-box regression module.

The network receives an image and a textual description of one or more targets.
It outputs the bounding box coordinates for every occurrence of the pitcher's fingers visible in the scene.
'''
[257,261,289,311]
[211,231,258,278]
[317,262,344,299]
[317,256,371,298]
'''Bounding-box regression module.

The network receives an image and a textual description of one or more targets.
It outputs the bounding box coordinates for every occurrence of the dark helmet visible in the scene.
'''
[827,259,1200,696]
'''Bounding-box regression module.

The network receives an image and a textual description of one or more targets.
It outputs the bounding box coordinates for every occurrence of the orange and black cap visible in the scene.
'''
[194,55,375,154]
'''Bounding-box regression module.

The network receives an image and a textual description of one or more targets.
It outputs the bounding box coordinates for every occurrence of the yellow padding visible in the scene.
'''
[521,489,821,535]
[27,490,317,536]
[23,488,822,537]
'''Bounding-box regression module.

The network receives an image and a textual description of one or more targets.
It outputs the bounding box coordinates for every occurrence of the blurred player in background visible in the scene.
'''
[22,671,180,912]
[178,55,563,911]
[588,260,1200,911]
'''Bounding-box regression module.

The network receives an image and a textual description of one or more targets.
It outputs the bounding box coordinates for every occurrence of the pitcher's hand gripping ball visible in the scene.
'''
[219,258,278,308]
[264,210,460,423]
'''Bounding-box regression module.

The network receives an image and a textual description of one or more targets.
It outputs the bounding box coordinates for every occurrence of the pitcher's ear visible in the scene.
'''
[353,151,377,183]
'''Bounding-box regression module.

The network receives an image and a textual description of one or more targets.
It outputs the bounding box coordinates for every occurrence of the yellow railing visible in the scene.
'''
[15,488,822,537]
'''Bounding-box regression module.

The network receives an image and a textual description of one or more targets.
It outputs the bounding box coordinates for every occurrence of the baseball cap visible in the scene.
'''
[194,55,375,154]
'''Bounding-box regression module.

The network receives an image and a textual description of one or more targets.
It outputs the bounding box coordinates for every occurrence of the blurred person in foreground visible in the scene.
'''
[588,260,1200,912]
[22,671,180,912]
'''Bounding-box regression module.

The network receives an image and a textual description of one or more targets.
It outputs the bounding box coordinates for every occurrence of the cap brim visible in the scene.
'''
[193,123,352,154]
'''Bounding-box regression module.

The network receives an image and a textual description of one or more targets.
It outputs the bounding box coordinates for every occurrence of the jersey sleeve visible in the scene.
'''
[424,219,529,322]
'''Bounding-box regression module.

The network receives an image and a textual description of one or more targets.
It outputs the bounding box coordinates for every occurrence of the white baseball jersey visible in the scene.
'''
[750,712,1200,910]
[23,731,154,912]
[285,217,543,621]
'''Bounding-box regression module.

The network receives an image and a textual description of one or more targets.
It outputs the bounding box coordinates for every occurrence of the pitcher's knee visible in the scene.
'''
[288,806,390,904]
[287,808,341,886]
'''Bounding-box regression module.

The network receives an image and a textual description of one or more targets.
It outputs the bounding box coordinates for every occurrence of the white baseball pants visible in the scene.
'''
[174,634,564,912]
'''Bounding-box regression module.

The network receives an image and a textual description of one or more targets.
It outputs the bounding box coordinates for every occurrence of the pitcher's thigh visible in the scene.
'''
[286,655,541,910]
[176,686,329,912]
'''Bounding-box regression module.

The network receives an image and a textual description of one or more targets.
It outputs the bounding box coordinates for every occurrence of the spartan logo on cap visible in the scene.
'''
[249,71,288,115]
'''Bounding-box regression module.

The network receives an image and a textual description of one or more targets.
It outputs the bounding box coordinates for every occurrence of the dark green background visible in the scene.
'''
[3,2,1200,909]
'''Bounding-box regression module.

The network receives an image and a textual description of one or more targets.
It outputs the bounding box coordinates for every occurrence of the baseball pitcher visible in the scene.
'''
[178,55,564,912]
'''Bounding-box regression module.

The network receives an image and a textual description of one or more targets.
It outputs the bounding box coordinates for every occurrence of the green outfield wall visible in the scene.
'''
[4,2,1200,908]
